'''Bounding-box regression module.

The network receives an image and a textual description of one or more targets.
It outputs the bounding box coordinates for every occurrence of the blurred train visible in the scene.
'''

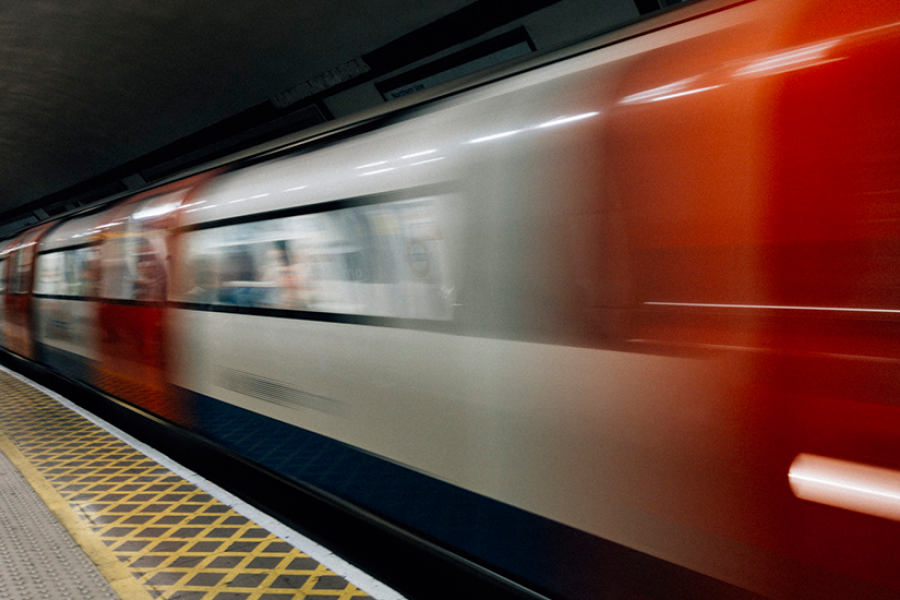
[2,0,900,598]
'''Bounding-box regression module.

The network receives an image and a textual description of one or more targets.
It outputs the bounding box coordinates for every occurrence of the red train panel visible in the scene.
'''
[94,175,211,422]
[3,223,56,359]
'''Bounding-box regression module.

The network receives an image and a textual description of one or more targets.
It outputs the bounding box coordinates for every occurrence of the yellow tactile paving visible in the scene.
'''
[0,369,372,600]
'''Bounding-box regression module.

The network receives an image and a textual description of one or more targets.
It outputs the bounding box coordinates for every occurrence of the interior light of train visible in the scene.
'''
[133,201,180,220]
[283,185,308,192]
[356,161,388,169]
[401,150,437,159]
[733,40,842,77]
[789,454,900,522]
[93,222,120,230]
[467,130,524,144]
[536,112,600,128]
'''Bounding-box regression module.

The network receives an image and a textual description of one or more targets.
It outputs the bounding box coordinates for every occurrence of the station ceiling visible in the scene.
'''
[0,0,657,235]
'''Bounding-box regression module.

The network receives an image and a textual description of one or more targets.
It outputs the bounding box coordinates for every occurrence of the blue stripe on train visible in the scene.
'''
[182,387,644,599]
[37,343,95,385]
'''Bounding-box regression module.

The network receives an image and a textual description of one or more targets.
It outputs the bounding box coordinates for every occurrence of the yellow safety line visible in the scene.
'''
[0,429,155,600]
[0,370,370,600]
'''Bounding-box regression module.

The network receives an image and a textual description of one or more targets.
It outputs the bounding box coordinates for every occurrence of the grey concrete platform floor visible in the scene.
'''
[0,445,119,600]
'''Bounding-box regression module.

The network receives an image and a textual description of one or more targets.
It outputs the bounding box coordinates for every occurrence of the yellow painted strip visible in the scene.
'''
[0,429,155,600]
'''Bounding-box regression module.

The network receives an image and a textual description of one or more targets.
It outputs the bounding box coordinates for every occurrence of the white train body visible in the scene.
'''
[4,1,900,598]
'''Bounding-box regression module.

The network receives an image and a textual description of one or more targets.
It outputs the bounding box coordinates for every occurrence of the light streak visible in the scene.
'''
[356,161,388,169]
[410,157,445,166]
[360,168,396,176]
[401,149,437,159]
[536,112,600,128]
[467,130,523,144]
[133,202,180,220]
[645,302,900,315]
[734,40,843,77]
[790,454,900,522]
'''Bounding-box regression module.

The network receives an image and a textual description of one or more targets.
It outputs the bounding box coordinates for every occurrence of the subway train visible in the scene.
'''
[3,1,900,598]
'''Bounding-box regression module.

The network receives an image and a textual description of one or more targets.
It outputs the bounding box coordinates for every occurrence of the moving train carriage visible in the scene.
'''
[1,1,899,599]
[170,2,900,598]
[0,238,10,347]
[606,5,900,594]
[92,176,210,422]
[34,210,105,383]
[3,222,56,360]
[30,175,211,418]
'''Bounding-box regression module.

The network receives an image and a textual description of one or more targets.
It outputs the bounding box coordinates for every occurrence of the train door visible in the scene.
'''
[95,176,209,423]
[33,211,106,383]
[0,239,11,348]
[3,223,55,359]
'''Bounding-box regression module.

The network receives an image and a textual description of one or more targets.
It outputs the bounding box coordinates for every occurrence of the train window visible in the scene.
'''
[102,234,167,302]
[217,243,269,307]
[73,246,101,297]
[35,252,63,296]
[132,238,167,301]
[99,192,182,302]
[176,195,457,320]
[35,247,101,298]
[11,249,31,295]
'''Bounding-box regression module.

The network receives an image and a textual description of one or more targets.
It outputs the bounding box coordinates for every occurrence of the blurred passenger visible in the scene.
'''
[185,255,217,304]
[281,244,313,310]
[82,248,101,298]
[259,244,289,308]
[218,247,257,306]
[133,241,167,302]
[64,252,81,296]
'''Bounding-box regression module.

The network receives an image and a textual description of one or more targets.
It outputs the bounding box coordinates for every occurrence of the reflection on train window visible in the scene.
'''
[35,247,101,298]
[98,190,185,302]
[12,250,31,295]
[35,252,60,296]
[103,236,167,301]
[0,258,5,293]
[178,196,457,320]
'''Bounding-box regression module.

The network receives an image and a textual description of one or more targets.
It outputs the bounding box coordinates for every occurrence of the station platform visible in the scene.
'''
[0,366,404,600]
